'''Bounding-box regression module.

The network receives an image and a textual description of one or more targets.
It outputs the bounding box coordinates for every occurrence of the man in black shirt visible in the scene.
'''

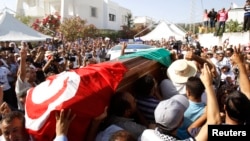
[208,8,217,33]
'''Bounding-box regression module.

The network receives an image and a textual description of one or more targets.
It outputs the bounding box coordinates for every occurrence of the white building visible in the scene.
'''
[228,8,244,24]
[16,0,131,30]
[133,16,156,27]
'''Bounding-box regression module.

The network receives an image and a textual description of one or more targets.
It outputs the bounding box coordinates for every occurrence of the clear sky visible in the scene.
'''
[0,0,246,23]
[0,0,17,13]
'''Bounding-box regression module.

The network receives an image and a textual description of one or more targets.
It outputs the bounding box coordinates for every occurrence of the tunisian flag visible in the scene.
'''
[25,62,127,141]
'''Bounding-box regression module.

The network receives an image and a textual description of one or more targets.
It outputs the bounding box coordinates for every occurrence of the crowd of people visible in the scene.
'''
[0,34,248,141]
[200,7,231,35]
[200,1,250,35]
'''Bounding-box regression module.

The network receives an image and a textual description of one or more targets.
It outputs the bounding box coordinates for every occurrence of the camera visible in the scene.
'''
[53,52,63,63]
[66,53,76,62]
[233,67,239,75]
[85,53,93,61]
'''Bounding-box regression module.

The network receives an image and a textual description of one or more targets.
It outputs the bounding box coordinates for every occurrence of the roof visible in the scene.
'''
[140,21,186,41]
[0,12,52,41]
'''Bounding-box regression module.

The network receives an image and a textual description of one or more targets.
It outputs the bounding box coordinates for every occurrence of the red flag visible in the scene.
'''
[25,62,127,141]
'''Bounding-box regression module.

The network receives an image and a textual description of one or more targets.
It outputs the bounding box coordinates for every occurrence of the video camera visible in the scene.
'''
[53,51,63,63]
[65,53,76,62]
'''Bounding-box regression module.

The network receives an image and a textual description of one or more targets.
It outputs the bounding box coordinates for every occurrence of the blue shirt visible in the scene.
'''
[53,135,68,141]
[177,100,206,139]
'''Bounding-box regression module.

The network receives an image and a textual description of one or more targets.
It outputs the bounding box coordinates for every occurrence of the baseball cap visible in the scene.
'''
[154,95,189,131]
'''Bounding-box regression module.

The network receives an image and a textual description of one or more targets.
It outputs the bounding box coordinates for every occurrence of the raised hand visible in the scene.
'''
[121,42,127,50]
[230,46,243,65]
[0,102,11,116]
[94,106,108,121]
[200,63,213,87]
[55,109,76,136]
[20,47,27,60]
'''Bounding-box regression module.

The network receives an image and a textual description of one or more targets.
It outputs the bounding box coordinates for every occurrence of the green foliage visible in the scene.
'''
[126,13,133,29]
[15,15,32,26]
[84,24,98,38]
[59,16,87,41]
[98,29,120,41]
[226,20,242,32]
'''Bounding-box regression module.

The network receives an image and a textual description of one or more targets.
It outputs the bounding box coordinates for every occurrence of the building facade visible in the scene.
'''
[133,16,156,27]
[228,8,244,24]
[16,0,131,30]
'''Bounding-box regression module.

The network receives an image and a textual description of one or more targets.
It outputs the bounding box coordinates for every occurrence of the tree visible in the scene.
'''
[126,13,133,29]
[226,20,242,32]
[59,16,87,41]
[133,25,151,37]
[15,15,32,26]
[31,13,61,36]
[84,24,98,38]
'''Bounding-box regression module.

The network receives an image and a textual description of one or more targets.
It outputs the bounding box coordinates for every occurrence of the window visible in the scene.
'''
[91,7,97,17]
[125,15,128,23]
[109,14,116,21]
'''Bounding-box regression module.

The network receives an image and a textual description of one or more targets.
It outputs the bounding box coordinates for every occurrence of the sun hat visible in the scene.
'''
[154,95,189,131]
[167,59,197,83]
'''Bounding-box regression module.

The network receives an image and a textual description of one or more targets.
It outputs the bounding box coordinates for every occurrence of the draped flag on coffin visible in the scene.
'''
[25,62,128,141]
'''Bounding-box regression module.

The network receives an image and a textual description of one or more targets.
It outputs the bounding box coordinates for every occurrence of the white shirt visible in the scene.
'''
[141,129,163,141]
[0,66,11,91]
[15,76,33,110]
[221,70,235,83]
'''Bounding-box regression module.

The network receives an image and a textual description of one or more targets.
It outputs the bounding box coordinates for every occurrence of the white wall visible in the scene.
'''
[61,0,104,29]
[134,16,155,27]
[104,0,131,30]
[228,8,244,24]
[199,32,250,48]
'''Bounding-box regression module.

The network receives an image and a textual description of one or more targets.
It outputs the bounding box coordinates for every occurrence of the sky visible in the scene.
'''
[112,0,246,23]
[0,0,246,23]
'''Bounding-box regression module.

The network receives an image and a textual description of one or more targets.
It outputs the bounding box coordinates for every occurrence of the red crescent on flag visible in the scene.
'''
[26,77,69,119]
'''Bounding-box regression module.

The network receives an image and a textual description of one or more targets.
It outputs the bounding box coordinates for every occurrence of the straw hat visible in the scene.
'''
[167,59,197,83]
[45,51,54,57]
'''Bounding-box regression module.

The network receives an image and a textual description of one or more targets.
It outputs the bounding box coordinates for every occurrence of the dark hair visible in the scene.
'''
[108,92,132,116]
[1,111,25,125]
[186,77,205,99]
[132,74,155,97]
[109,130,136,141]
[224,91,250,124]
[226,47,234,53]
[216,84,235,113]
